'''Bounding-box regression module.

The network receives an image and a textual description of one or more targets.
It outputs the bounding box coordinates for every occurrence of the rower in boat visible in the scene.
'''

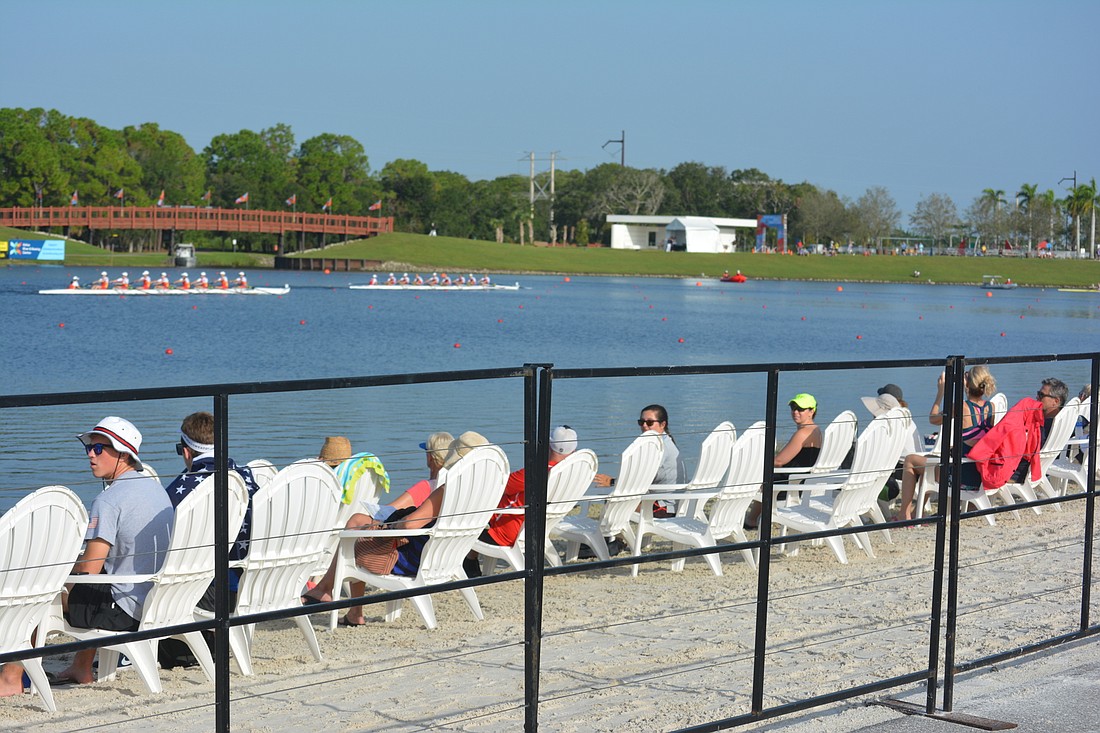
[414,273,424,285]
[217,271,230,289]
[139,271,152,289]
[95,272,110,290]
[68,276,81,290]
[480,274,491,286]
[196,272,210,289]
[235,271,249,288]
[467,274,477,286]
[440,272,452,286]
[156,272,171,289]
[111,272,130,289]
[368,273,378,286]
[455,274,466,286]
[428,272,439,286]
[399,273,410,285]
[386,273,397,286]
[176,272,192,290]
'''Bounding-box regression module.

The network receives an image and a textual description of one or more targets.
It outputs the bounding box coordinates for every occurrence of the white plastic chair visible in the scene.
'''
[245,459,278,488]
[0,486,88,712]
[551,432,663,563]
[660,422,736,520]
[990,392,1009,425]
[331,445,509,630]
[1049,398,1093,496]
[775,410,859,489]
[225,460,344,674]
[773,409,907,563]
[47,474,248,693]
[475,448,599,574]
[633,422,765,575]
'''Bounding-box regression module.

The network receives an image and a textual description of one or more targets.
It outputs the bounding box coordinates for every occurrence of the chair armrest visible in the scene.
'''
[644,490,719,502]
[66,573,154,585]
[648,482,689,492]
[493,507,525,515]
[339,528,429,539]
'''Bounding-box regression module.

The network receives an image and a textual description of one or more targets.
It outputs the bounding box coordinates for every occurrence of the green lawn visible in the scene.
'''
[4,226,1098,287]
[294,232,1100,287]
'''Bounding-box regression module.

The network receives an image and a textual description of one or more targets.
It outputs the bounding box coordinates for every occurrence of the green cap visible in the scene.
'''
[789,393,817,410]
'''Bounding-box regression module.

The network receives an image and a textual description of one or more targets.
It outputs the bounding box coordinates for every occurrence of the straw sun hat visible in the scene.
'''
[318,436,353,467]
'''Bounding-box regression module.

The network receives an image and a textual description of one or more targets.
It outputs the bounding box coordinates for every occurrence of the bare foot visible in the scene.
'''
[0,681,25,698]
[56,666,94,685]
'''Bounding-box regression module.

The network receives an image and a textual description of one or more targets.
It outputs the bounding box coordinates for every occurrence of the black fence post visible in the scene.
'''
[214,393,231,733]
[751,367,781,715]
[1080,356,1099,631]
[940,355,966,712]
[524,364,552,733]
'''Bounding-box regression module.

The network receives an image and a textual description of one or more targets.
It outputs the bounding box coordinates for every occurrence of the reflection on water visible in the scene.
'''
[1,266,1096,512]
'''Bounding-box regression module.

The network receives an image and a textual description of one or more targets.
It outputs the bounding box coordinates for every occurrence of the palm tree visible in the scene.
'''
[981,188,1007,213]
[1036,189,1058,248]
[1065,182,1096,255]
[1017,183,1038,250]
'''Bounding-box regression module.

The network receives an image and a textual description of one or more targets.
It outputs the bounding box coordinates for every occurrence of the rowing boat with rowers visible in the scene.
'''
[348,282,520,291]
[38,286,291,296]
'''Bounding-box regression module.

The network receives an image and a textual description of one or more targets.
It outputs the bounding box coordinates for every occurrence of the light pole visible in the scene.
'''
[1060,171,1078,254]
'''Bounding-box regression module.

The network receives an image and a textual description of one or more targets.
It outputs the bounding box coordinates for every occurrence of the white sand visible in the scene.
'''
[2,502,1096,732]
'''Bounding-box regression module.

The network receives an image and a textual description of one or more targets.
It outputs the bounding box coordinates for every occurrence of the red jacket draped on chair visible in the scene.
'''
[968,397,1045,489]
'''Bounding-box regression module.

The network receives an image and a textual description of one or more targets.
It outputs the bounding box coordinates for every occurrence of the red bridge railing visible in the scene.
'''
[0,206,393,238]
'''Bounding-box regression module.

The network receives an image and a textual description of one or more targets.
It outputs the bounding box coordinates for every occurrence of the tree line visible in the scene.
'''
[1,108,1094,254]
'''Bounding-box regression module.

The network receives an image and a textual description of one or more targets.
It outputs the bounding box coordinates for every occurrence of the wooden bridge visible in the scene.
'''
[0,206,393,238]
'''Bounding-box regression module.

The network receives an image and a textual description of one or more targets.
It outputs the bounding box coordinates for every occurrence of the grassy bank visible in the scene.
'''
[4,226,1098,287]
[297,233,1100,288]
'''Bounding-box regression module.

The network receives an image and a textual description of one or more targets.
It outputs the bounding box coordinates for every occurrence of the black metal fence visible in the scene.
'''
[1,353,1097,731]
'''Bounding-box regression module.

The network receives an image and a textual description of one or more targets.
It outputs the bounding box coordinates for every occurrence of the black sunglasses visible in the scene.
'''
[176,441,186,456]
[637,418,661,427]
[85,443,109,456]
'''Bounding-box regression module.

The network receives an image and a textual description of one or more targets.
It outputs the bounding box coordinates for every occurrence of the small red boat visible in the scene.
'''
[720,271,747,283]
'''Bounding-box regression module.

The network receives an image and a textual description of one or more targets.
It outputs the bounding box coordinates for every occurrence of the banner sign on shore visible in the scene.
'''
[3,240,66,261]
[755,215,787,253]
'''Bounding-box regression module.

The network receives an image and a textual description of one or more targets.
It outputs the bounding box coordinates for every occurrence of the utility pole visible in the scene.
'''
[522,151,560,244]
[1060,171,1078,253]
[603,130,625,166]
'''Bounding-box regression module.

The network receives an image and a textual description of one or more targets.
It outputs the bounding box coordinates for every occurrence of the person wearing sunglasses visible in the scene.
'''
[745,393,824,529]
[593,405,685,520]
[157,412,261,669]
[54,418,172,687]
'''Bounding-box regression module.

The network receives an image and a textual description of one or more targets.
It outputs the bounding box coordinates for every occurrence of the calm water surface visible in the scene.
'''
[2,265,1096,511]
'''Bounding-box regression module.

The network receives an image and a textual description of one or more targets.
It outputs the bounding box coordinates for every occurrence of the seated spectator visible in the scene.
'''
[969,378,1068,490]
[896,367,997,520]
[300,431,455,608]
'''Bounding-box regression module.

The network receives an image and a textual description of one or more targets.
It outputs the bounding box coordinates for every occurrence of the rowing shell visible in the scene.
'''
[38,286,290,296]
[349,282,520,291]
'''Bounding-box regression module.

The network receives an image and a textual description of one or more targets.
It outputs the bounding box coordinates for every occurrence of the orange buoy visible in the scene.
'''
[696,281,702,286]
[497,319,503,323]
[856,335,862,340]
[801,316,806,321]
[836,286,843,292]
[165,348,173,355]
[986,291,993,297]
[563,276,571,283]
[324,268,331,274]
[59,323,65,328]
[677,338,685,343]
[453,343,461,348]
[1000,332,1006,337]
[661,317,667,321]
[299,320,306,325]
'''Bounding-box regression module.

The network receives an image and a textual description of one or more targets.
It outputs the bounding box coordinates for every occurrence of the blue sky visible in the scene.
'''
[4,0,1097,220]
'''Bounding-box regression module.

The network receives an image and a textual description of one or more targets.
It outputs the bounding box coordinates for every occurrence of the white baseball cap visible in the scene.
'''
[549,426,578,456]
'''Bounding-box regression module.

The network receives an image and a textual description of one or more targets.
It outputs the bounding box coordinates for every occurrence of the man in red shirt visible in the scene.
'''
[465,426,579,576]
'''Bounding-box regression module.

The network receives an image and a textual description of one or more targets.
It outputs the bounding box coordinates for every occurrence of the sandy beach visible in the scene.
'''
[1,499,1096,732]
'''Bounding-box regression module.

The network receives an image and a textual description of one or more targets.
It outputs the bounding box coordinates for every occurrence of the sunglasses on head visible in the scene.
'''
[637,418,661,427]
[85,443,109,456]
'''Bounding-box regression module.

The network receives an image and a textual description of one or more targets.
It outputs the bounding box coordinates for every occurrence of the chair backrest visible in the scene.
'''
[599,431,664,537]
[246,459,279,488]
[816,410,858,474]
[140,473,249,630]
[236,461,344,614]
[830,410,903,526]
[990,392,1009,426]
[684,422,737,490]
[708,422,767,536]
[418,445,510,584]
[545,449,599,531]
[0,486,88,652]
[1036,397,1082,475]
[139,464,160,482]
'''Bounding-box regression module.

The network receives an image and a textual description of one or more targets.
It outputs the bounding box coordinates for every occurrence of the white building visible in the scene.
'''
[606,215,758,253]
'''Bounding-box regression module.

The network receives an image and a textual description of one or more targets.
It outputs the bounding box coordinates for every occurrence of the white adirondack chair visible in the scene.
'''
[551,432,663,563]
[46,474,248,693]
[990,392,1009,425]
[661,421,736,520]
[474,448,599,574]
[633,422,765,576]
[226,460,344,674]
[1049,398,1093,496]
[772,409,906,564]
[331,445,509,630]
[0,486,88,712]
[245,458,278,488]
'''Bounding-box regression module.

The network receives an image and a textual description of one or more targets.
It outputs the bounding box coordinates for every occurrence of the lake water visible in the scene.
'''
[2,264,1097,512]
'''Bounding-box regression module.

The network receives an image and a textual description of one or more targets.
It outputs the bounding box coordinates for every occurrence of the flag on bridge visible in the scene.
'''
[235,192,249,204]
[368,199,382,211]
[70,191,78,206]
[201,190,212,202]
[114,188,124,199]
[286,193,297,207]
[157,190,166,207]
[322,197,332,212]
